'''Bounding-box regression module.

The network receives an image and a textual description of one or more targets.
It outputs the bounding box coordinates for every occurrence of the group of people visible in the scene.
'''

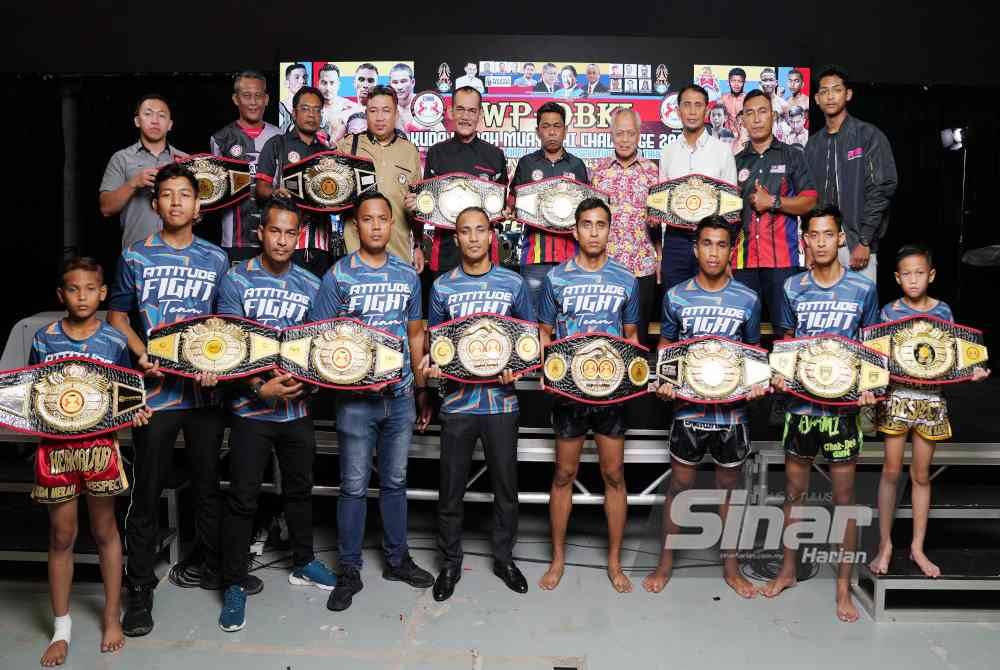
[29,62,977,668]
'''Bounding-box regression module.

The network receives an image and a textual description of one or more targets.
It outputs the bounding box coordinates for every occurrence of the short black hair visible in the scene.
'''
[537,101,566,124]
[788,68,804,81]
[743,89,770,106]
[153,162,198,198]
[677,83,709,104]
[896,243,934,269]
[366,85,398,105]
[60,257,104,286]
[816,65,850,90]
[695,215,733,243]
[293,85,323,109]
[453,85,482,105]
[456,206,490,227]
[319,63,341,77]
[802,204,844,234]
[261,195,301,227]
[355,62,378,74]
[728,67,747,80]
[575,197,611,224]
[135,92,170,115]
[355,190,392,212]
[561,64,578,78]
[285,62,306,78]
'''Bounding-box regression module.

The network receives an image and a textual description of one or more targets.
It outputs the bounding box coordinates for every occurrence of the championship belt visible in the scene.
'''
[280,151,377,212]
[279,318,405,390]
[175,154,253,212]
[861,315,989,385]
[646,174,742,232]
[146,316,281,380]
[769,336,890,406]
[542,334,651,404]
[410,173,506,231]
[428,313,541,383]
[0,358,146,440]
[656,336,771,403]
[514,177,610,234]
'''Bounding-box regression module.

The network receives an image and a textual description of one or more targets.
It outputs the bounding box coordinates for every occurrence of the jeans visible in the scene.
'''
[660,232,699,291]
[520,262,556,315]
[335,392,416,570]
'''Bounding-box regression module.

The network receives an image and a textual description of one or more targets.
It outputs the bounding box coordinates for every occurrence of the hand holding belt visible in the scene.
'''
[514,177,610,234]
[146,316,281,380]
[429,313,541,383]
[769,335,890,406]
[656,336,771,403]
[411,173,506,230]
[542,333,650,404]
[0,358,146,439]
[279,318,404,390]
[861,315,989,384]
[175,154,252,212]
[281,151,377,212]
[646,174,742,232]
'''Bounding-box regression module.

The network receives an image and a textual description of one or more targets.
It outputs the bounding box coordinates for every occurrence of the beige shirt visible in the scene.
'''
[336,131,422,262]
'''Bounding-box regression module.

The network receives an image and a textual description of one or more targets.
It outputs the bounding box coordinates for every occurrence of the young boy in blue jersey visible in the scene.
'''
[214,195,336,632]
[537,197,641,594]
[108,163,248,637]
[422,206,535,601]
[764,205,879,622]
[33,258,151,666]
[869,244,988,578]
[644,216,766,598]
[310,192,434,612]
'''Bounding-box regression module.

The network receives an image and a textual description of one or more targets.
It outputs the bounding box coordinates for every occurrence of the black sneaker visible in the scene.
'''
[198,565,263,596]
[327,568,363,612]
[168,561,203,588]
[382,554,434,588]
[122,584,154,637]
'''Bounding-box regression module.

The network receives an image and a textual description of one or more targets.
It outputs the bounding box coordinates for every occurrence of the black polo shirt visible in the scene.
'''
[511,149,589,265]
[256,129,330,251]
[424,134,509,272]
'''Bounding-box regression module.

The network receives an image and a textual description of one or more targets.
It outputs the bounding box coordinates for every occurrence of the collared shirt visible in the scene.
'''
[734,139,817,270]
[591,154,659,277]
[511,149,589,265]
[337,131,423,263]
[659,128,738,184]
[423,134,508,272]
[256,129,331,251]
[100,141,186,249]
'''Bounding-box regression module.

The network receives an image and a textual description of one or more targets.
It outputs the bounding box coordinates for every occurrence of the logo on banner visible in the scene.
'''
[287,151,300,163]
[229,145,243,157]
[411,91,445,128]
[660,93,682,130]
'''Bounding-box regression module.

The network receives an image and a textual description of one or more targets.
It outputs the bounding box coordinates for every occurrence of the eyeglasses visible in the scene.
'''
[296,104,322,115]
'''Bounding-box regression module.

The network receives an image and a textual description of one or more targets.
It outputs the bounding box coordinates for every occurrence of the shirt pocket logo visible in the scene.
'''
[847,147,864,160]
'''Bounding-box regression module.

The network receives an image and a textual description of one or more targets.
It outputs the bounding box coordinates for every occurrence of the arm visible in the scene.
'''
[254,136,278,200]
[99,154,154,218]
[859,127,898,247]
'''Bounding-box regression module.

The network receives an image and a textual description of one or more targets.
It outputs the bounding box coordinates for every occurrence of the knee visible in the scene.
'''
[668,474,695,498]
[90,519,119,548]
[49,524,77,553]
[551,465,578,489]
[227,489,259,519]
[910,468,931,488]
[601,464,625,490]
[340,474,368,499]
[881,466,902,486]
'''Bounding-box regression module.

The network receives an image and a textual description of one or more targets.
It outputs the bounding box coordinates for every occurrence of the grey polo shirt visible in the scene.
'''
[100,141,185,249]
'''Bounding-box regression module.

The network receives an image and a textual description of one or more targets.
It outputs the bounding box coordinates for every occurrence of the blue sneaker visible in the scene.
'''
[288,559,337,591]
[218,585,246,632]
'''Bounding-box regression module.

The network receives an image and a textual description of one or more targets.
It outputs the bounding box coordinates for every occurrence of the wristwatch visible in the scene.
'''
[770,194,782,213]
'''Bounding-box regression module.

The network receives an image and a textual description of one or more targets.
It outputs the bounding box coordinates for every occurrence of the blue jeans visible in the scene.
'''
[335,392,416,570]
[520,262,556,315]
[661,232,699,291]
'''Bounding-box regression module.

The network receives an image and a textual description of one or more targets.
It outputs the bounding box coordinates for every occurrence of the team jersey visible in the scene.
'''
[216,257,320,421]
[538,257,640,339]
[880,298,953,323]
[107,233,228,411]
[661,277,761,424]
[776,268,879,416]
[310,252,421,395]
[428,265,535,415]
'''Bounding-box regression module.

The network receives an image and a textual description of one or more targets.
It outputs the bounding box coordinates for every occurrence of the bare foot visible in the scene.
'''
[836,589,859,622]
[538,561,565,590]
[40,640,67,667]
[642,568,671,593]
[759,572,797,598]
[910,549,941,578]
[101,616,125,654]
[868,544,892,575]
[607,566,633,593]
[724,572,757,599]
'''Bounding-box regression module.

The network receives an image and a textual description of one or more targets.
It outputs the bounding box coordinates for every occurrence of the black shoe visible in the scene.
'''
[122,584,154,637]
[168,561,203,588]
[327,568,363,612]
[383,554,434,588]
[199,564,263,595]
[493,561,528,594]
[241,574,263,595]
[433,566,461,602]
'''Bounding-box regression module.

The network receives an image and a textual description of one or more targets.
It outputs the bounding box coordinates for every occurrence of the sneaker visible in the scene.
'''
[122,584,154,637]
[289,560,337,591]
[242,574,264,596]
[382,554,434,588]
[326,567,363,612]
[199,565,264,596]
[218,585,247,632]
[168,561,202,588]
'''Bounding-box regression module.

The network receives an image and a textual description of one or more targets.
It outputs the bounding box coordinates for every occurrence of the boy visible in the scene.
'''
[869,244,988,578]
[32,258,151,666]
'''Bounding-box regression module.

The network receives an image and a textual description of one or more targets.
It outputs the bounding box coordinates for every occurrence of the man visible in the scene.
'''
[533,63,559,94]
[317,63,362,144]
[337,85,424,269]
[659,84,737,290]
[583,64,609,97]
[455,62,485,94]
[760,67,790,118]
[786,69,810,116]
[389,63,418,133]
[353,63,379,107]
[512,102,589,310]
[762,205,880,623]
[707,105,735,142]
[416,86,507,275]
[537,198,641,594]
[423,207,534,601]
[514,62,537,87]
[211,71,282,263]
[108,163,245,638]
[720,67,746,136]
[256,86,334,278]
[310,192,434,612]
[214,196,337,632]
[804,66,898,284]
[784,106,809,147]
[591,107,659,346]
[99,94,186,249]
[279,63,307,131]
[733,90,818,320]
[644,216,764,598]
